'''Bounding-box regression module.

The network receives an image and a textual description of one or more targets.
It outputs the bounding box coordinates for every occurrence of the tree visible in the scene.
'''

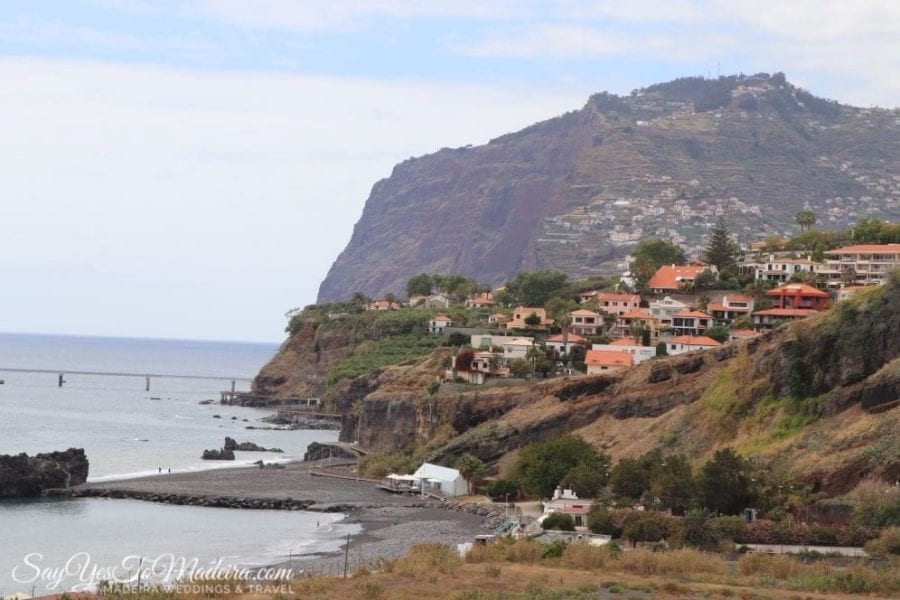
[512,434,609,499]
[623,514,666,544]
[795,209,817,233]
[630,239,687,288]
[541,512,575,531]
[487,479,519,501]
[406,273,434,297]
[703,218,740,272]
[695,272,717,291]
[524,312,542,327]
[705,325,730,343]
[640,327,652,347]
[648,454,696,515]
[455,349,475,372]
[655,342,669,357]
[506,270,569,306]
[563,463,609,498]
[610,458,649,500]
[698,448,756,515]
[456,454,486,495]
[508,358,532,379]
[587,504,620,536]
[545,296,579,329]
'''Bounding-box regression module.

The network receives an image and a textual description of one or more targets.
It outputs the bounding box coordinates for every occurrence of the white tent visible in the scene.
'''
[413,462,468,497]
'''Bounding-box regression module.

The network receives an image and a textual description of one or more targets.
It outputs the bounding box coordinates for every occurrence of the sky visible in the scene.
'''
[1,1,897,342]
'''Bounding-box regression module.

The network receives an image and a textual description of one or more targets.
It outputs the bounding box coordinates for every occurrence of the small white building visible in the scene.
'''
[413,463,468,497]
[429,315,453,334]
[502,337,535,361]
[592,339,655,365]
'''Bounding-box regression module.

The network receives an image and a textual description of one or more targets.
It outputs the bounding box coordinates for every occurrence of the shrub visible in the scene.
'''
[393,543,461,576]
[738,553,806,580]
[623,514,666,544]
[487,479,519,501]
[541,540,568,558]
[620,548,725,577]
[561,543,613,569]
[587,505,620,536]
[864,526,900,556]
[542,512,576,531]
[511,434,609,498]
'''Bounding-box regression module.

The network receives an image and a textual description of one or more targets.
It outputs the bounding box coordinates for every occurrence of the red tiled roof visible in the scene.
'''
[585,350,633,367]
[609,337,638,346]
[433,314,451,321]
[673,310,713,319]
[545,333,588,344]
[570,309,601,317]
[647,265,708,290]
[753,308,818,317]
[767,283,829,298]
[597,293,640,302]
[619,309,653,319]
[826,244,900,254]
[665,335,722,347]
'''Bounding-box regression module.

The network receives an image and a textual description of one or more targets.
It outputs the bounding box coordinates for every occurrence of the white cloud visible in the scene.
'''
[0,57,586,340]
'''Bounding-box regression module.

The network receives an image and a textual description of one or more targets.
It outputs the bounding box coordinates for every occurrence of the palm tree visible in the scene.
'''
[795,209,817,233]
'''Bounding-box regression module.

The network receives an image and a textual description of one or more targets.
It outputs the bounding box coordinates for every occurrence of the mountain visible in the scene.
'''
[317,73,900,303]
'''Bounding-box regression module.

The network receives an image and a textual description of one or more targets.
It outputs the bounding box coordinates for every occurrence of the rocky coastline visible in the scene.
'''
[0,448,89,497]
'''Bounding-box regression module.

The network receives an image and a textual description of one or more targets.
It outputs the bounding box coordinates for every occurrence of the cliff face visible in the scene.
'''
[0,448,90,497]
[350,276,900,495]
[318,73,900,302]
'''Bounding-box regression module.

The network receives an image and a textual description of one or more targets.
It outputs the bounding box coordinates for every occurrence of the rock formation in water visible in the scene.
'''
[0,448,90,497]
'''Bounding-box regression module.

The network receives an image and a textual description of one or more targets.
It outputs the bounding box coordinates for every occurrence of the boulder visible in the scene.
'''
[0,448,90,497]
[201,448,235,460]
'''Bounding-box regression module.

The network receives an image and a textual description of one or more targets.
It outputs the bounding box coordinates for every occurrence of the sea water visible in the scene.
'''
[0,333,357,596]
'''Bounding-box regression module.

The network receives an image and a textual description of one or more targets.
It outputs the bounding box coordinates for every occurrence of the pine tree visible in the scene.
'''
[703,218,740,273]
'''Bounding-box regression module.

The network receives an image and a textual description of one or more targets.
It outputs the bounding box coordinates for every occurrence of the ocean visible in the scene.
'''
[0,333,359,596]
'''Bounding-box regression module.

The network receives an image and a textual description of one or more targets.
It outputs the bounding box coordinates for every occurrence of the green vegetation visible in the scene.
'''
[504,270,569,306]
[541,512,575,531]
[327,333,440,385]
[510,434,610,499]
[454,454,486,495]
[703,217,740,276]
[629,239,687,289]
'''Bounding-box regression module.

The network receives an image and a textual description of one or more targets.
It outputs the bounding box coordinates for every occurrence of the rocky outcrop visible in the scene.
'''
[304,442,358,462]
[0,448,89,497]
[223,437,284,453]
[201,448,235,460]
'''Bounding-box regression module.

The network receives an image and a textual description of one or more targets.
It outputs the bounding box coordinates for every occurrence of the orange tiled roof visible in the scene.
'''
[825,244,900,254]
[673,310,713,319]
[619,309,653,319]
[665,335,721,346]
[597,293,640,302]
[753,308,818,317]
[646,265,708,290]
[545,333,588,344]
[433,314,451,321]
[570,309,601,317]
[585,350,633,367]
[767,283,829,298]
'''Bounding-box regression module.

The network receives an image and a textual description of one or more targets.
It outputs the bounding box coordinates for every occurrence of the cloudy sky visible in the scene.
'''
[1,1,897,342]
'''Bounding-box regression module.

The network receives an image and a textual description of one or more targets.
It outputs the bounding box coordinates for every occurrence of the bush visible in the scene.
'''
[561,543,614,569]
[864,526,900,556]
[619,548,725,577]
[541,540,568,558]
[623,514,666,544]
[487,479,519,501]
[511,434,609,498]
[542,512,576,531]
[393,543,461,576]
[587,505,620,536]
[359,452,418,478]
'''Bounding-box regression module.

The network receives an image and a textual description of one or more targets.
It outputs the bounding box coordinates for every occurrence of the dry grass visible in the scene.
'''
[619,547,727,578]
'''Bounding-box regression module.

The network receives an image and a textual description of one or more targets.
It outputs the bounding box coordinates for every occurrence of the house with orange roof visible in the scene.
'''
[707,294,754,324]
[592,338,655,365]
[596,292,641,317]
[648,296,689,329]
[766,282,829,311]
[424,294,452,309]
[429,314,453,334]
[568,308,603,336]
[646,264,715,293]
[365,299,401,311]
[407,294,428,306]
[663,335,721,355]
[821,244,900,287]
[488,312,510,326]
[614,308,657,339]
[671,310,714,336]
[505,306,553,330]
[545,332,587,357]
[585,350,633,374]
[751,307,819,329]
[465,292,496,309]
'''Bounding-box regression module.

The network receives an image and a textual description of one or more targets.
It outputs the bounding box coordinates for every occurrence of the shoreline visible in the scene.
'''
[47,459,505,573]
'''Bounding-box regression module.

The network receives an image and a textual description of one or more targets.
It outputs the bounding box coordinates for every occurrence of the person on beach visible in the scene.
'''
[158,467,162,474]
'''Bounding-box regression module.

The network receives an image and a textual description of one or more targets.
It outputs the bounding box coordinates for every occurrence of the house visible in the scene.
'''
[664,335,721,355]
[596,293,641,317]
[614,309,657,339]
[407,295,427,306]
[429,315,453,334]
[412,463,468,497]
[502,337,535,361]
[754,256,823,283]
[585,350,633,374]
[488,313,510,326]
[365,299,401,311]
[646,264,714,293]
[544,332,588,357]
[707,294,754,324]
[576,290,600,304]
[592,338,655,365]
[648,296,689,329]
[568,309,603,336]
[424,294,452,309]
[465,292,496,309]
[728,328,760,342]
[505,306,553,330]
[751,307,819,329]
[458,351,507,384]
[820,244,900,287]
[766,282,829,311]
[671,310,714,336]
[543,488,595,529]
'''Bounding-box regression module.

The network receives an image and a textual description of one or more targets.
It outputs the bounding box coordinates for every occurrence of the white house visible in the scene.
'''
[584,350,633,374]
[425,294,452,309]
[592,339,655,365]
[648,296,689,328]
[413,463,468,497]
[568,309,603,336]
[502,337,535,361]
[429,315,453,334]
[663,335,721,355]
[544,332,587,356]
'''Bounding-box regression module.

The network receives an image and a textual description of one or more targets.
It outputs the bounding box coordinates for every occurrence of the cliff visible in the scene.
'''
[318,73,900,302]
[350,275,899,495]
[0,448,90,497]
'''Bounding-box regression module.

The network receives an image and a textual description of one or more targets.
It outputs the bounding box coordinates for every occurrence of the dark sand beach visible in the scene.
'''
[76,460,501,573]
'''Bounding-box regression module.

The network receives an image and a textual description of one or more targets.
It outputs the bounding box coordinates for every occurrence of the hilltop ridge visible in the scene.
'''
[318,73,900,303]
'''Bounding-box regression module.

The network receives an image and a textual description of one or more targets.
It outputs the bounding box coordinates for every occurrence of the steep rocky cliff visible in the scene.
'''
[318,73,900,302]
[350,275,899,495]
[0,448,90,497]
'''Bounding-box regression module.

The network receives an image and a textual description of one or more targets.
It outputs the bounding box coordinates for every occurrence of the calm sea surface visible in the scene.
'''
[0,333,358,596]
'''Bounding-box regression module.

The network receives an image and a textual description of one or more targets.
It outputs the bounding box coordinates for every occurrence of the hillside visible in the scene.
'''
[318,73,900,303]
[276,274,899,496]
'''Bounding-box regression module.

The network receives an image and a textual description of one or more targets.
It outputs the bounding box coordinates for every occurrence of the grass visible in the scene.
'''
[326,333,441,385]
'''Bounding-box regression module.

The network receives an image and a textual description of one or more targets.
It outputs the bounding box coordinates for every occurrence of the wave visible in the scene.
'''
[87,454,296,483]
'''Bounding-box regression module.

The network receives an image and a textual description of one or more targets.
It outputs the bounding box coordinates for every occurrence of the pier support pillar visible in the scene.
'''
[231,379,236,393]
[58,373,64,387]
[145,376,150,392]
